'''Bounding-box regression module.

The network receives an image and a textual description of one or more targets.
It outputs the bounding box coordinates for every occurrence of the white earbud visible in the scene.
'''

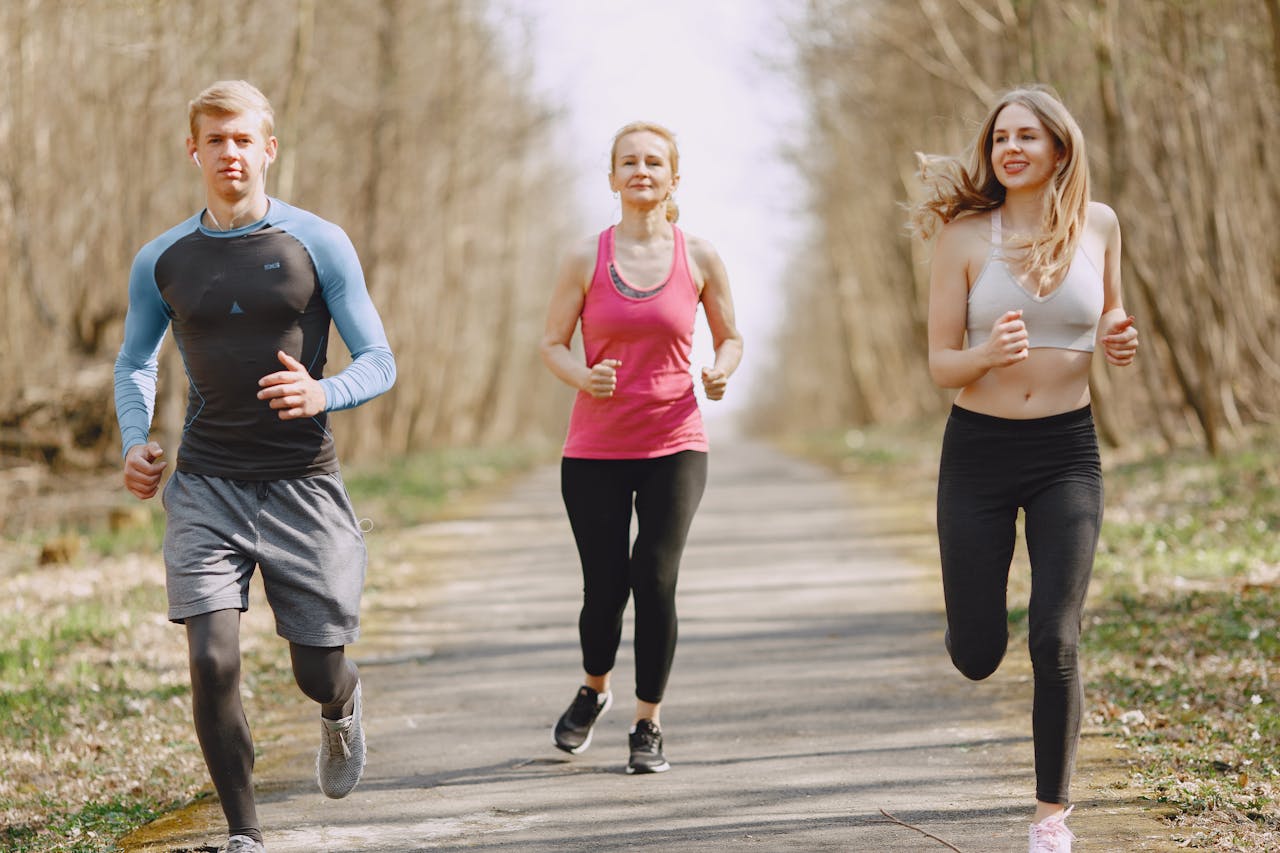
[192,152,201,166]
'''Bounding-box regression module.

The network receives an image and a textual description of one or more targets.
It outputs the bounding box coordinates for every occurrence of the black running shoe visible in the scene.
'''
[626,718,670,774]
[553,686,612,754]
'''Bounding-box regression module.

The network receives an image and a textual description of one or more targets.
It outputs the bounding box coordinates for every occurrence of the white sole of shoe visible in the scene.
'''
[625,759,670,774]
[552,690,612,754]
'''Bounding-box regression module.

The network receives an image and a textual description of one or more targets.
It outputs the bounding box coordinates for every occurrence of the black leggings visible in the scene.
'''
[936,405,1102,805]
[561,450,708,704]
[186,610,359,843]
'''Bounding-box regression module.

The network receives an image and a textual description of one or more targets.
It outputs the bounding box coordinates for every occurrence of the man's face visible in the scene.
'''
[186,110,277,203]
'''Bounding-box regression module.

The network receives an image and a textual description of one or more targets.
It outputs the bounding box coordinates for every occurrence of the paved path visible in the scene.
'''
[120,441,1177,852]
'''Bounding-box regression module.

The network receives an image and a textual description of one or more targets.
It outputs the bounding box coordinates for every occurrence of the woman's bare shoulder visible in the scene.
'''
[680,230,720,262]
[679,231,729,289]
[934,209,994,262]
[938,209,992,242]
[1086,201,1119,233]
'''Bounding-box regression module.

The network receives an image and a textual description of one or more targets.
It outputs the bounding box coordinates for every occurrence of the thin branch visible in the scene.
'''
[991,0,1018,28]
[275,0,316,201]
[918,0,996,103]
[877,809,966,851]
[955,0,1005,33]
[863,18,966,89]
[1266,0,1280,99]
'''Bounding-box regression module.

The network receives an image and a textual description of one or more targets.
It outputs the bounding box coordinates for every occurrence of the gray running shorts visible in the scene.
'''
[161,470,367,646]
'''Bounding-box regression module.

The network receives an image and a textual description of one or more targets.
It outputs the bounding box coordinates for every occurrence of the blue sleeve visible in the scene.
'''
[113,244,171,457]
[301,218,397,411]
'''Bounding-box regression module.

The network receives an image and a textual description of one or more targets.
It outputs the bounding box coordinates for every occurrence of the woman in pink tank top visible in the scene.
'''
[540,121,743,774]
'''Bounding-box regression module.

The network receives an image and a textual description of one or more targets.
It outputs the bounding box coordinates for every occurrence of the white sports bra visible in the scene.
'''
[967,208,1103,352]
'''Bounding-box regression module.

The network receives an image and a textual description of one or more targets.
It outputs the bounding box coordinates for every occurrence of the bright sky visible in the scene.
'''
[499,0,808,425]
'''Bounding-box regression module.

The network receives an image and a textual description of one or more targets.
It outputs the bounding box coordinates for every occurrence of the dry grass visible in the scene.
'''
[0,538,293,851]
[0,445,550,851]
[1084,434,1280,851]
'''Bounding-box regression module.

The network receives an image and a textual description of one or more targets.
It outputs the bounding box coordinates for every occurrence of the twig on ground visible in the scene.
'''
[877,808,966,851]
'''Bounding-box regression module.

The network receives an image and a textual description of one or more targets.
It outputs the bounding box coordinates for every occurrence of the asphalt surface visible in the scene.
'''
[119,440,1179,852]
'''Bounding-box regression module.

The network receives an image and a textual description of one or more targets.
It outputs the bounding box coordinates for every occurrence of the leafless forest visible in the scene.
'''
[750,0,1279,453]
[0,0,577,482]
[2,0,1277,495]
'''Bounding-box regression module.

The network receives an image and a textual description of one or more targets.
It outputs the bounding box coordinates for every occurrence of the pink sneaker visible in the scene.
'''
[1028,805,1074,852]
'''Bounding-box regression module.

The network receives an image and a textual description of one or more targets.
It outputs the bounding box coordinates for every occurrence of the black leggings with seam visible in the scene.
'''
[561,450,707,704]
[936,405,1102,805]
[187,609,358,843]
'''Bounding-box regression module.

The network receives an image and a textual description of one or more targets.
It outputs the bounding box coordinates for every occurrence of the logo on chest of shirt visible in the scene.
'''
[229,262,282,313]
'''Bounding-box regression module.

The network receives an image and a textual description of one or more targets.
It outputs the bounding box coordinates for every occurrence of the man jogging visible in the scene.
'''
[113,80,396,853]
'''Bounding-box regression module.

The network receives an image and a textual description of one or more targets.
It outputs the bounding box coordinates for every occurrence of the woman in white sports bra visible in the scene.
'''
[911,85,1138,853]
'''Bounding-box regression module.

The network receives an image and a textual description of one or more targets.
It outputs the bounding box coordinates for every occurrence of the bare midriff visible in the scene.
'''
[955,348,1093,419]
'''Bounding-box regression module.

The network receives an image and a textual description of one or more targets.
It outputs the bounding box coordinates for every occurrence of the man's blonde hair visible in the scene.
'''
[188,80,275,139]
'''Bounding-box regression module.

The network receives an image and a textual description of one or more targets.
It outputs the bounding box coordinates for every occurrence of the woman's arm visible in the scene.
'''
[1092,202,1138,366]
[689,236,743,401]
[927,217,1027,389]
[539,236,622,398]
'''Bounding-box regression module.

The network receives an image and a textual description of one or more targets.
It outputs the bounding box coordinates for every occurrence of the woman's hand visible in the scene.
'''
[701,366,728,400]
[585,359,621,398]
[984,309,1029,368]
[1102,315,1138,366]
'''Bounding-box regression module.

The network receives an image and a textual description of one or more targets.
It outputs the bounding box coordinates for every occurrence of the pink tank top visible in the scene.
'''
[563,226,708,459]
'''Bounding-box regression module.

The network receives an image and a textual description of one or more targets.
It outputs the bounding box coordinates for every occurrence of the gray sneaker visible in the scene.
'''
[317,679,366,798]
[221,836,265,853]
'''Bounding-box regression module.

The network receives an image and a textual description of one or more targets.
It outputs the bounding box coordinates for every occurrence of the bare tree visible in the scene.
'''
[0,0,577,476]
[751,0,1279,452]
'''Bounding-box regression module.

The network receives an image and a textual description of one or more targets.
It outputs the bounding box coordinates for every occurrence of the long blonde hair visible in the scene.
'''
[610,121,680,223]
[911,85,1089,289]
